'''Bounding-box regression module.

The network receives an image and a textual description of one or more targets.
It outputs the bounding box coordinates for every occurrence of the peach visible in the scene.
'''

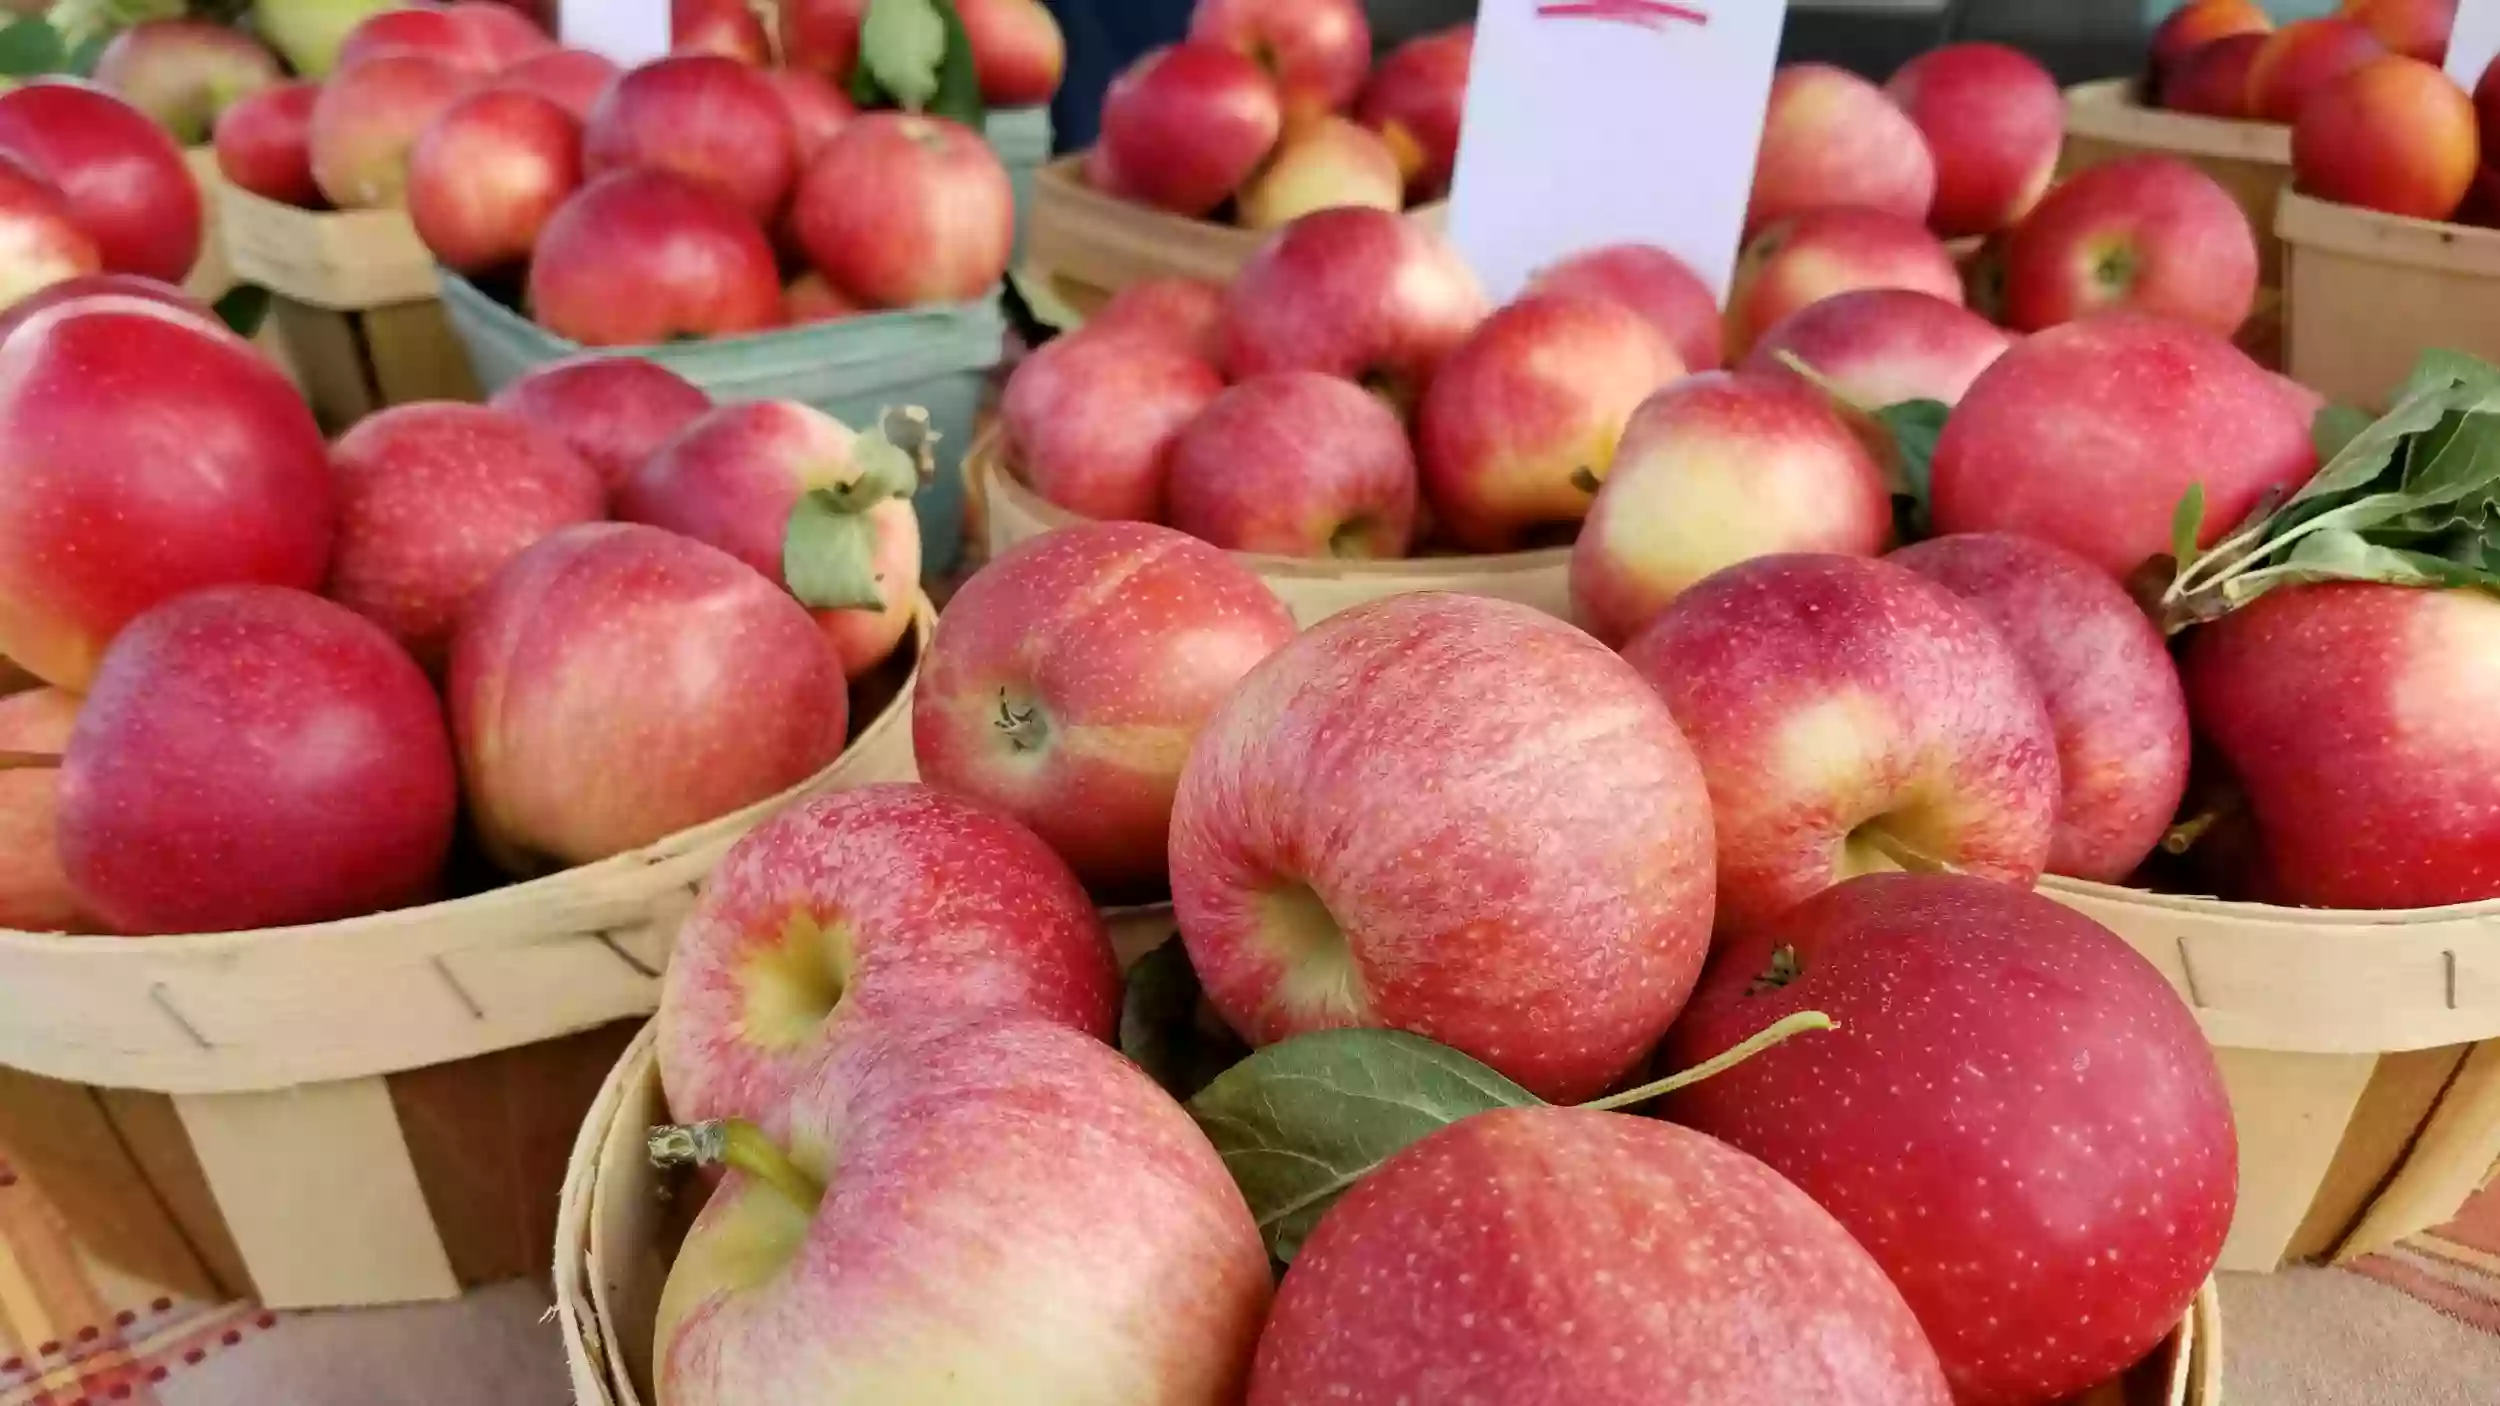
[2342,0,2457,65]
[2246,17,2387,123]
[1885,43,2063,238]
[2295,56,2477,220]
[2000,155,2258,336]
[1726,207,1964,361]
[2149,0,2274,82]
[2159,32,2268,117]
[1749,64,1935,238]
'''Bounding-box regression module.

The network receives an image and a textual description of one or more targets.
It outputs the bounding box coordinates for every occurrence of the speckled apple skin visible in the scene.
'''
[1167,371,1419,557]
[1219,206,1488,410]
[1247,1105,1952,1406]
[2186,583,2500,909]
[1667,874,2236,1406]
[1998,155,2258,337]
[1739,288,2013,410]
[1726,207,1965,361]
[1621,553,2058,936]
[1002,329,1225,524]
[657,1016,1272,1406]
[489,354,714,492]
[0,687,86,932]
[1168,592,1716,1104]
[913,522,1297,896]
[1748,63,1938,239]
[657,783,1118,1129]
[1528,241,1725,373]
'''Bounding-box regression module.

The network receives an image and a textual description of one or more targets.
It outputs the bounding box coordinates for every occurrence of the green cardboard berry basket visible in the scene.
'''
[987,105,1052,264]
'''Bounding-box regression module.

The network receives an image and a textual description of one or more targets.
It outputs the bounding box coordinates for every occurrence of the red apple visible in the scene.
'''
[527,170,782,346]
[213,80,325,209]
[1890,533,2191,883]
[1096,43,1283,218]
[655,1016,1271,1406]
[1085,275,1226,361]
[760,68,853,163]
[450,522,849,872]
[0,688,90,932]
[1930,312,2321,580]
[1188,0,1369,119]
[1670,874,2235,1405]
[93,18,285,145]
[656,783,1119,1128]
[0,83,204,283]
[2186,583,2500,907]
[0,296,332,691]
[1166,370,1419,557]
[1414,290,1686,553]
[791,113,1013,309]
[407,88,582,274]
[1249,1107,1951,1405]
[326,401,605,672]
[782,270,861,324]
[1727,206,1966,360]
[0,271,201,342]
[2150,0,2274,84]
[443,0,555,67]
[584,55,797,225]
[778,0,867,80]
[2001,154,2258,336]
[1740,288,2014,409]
[672,0,771,64]
[1220,206,1488,415]
[488,353,715,490]
[956,0,1066,107]
[2344,0,2455,66]
[1622,553,2059,934]
[2294,55,2479,221]
[57,586,457,935]
[491,48,619,121]
[1527,241,1724,373]
[2161,32,2268,117]
[309,53,477,209]
[1572,374,1894,647]
[1355,24,1471,202]
[1885,42,2062,238]
[0,156,100,311]
[2247,17,2387,123]
[1750,63,1937,238]
[913,521,1296,896]
[335,7,488,72]
[1236,114,1403,230]
[1000,328,1225,522]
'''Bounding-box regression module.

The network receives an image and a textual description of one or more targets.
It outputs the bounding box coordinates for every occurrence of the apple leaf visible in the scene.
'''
[1118,935,1250,1103]
[1873,399,1949,540]
[927,0,985,129]
[784,494,887,611]
[1186,1030,1542,1264]
[2314,402,2373,464]
[215,285,271,339]
[858,0,946,113]
[0,19,63,77]
[2169,481,2205,575]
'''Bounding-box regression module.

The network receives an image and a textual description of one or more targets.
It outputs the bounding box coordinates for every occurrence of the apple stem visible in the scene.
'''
[1857,827,1957,875]
[2162,810,2220,856]
[0,749,60,772]
[647,1120,824,1210]
[1580,1010,1836,1113]
[993,689,1047,752]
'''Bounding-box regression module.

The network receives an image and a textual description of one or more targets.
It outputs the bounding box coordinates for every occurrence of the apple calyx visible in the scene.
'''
[1746,945,1804,996]
[649,1118,825,1211]
[0,749,60,771]
[1580,1009,1835,1113]
[993,688,1048,751]
[2090,244,2138,294]
[1569,466,1603,496]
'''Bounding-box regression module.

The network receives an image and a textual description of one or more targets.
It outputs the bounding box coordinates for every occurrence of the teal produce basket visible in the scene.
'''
[987,106,1052,265]
[438,272,1005,576]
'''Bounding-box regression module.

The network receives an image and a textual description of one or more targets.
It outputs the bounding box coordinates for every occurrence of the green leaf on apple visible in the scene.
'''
[2169,481,2205,574]
[1873,399,1948,539]
[1118,936,1250,1102]
[0,18,63,77]
[781,409,930,610]
[858,0,947,113]
[214,284,271,339]
[2313,402,2373,465]
[926,0,986,129]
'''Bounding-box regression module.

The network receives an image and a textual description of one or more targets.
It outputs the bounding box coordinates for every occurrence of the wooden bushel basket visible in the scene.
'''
[2060,80,2292,287]
[0,600,931,1311]
[2042,877,2500,1274]
[2275,189,2500,412]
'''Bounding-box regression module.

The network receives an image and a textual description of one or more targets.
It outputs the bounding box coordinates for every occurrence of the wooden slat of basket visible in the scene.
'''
[2336,1040,2500,1261]
[2278,190,2500,410]
[215,182,437,311]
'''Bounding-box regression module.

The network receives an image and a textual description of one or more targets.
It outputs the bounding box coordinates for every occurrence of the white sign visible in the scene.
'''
[561,0,672,67]
[1445,0,1788,304]
[2449,0,2500,92]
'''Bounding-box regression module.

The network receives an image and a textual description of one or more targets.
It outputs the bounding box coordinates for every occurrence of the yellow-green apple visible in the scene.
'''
[1740,288,2013,408]
[526,170,782,345]
[778,0,867,80]
[2160,31,2268,116]
[1726,206,1965,360]
[1248,1107,1951,1405]
[1355,24,1470,201]
[672,0,770,64]
[913,521,1296,896]
[782,269,861,325]
[2000,155,2257,335]
[253,0,400,79]
[1621,553,2058,934]
[1570,373,1891,647]
[443,1,555,66]
[2150,0,2273,84]
[57,586,457,934]
[1884,42,2062,238]
[1000,328,1224,522]
[791,113,1014,308]
[0,273,202,342]
[0,688,90,932]
[2247,17,2387,123]
[93,18,284,145]
[214,80,325,208]
[406,88,581,274]
[1220,206,1488,414]
[1930,312,2320,580]
[2185,583,2500,907]
[1667,873,2235,1406]
[1188,0,1369,119]
[656,783,1118,1129]
[0,295,332,691]
[308,53,476,209]
[488,353,713,492]
[325,401,604,672]
[1749,63,1936,238]
[1527,241,1723,372]
[1169,592,1716,1102]
[1237,114,1402,229]
[1166,370,1418,557]
[958,0,1066,107]
[491,48,619,120]
[1096,44,1282,218]
[336,6,504,73]
[1413,291,1686,552]
[615,400,922,678]
[2294,55,2478,220]
[655,1014,1271,1406]
[2344,0,2456,65]
[1086,275,1225,361]
[449,523,848,873]
[583,55,796,224]
[760,68,852,162]
[0,157,99,310]
[0,83,204,282]
[1890,533,2190,883]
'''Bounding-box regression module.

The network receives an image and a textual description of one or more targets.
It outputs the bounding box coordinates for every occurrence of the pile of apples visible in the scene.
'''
[1091,0,1469,227]
[0,76,208,297]
[0,286,922,937]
